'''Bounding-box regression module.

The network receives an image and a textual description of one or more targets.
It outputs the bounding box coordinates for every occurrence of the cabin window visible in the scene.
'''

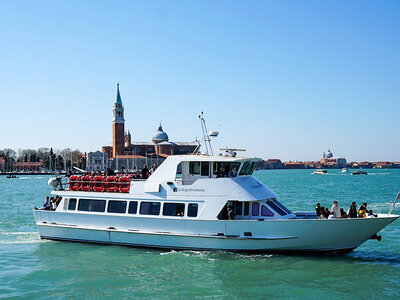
[234,202,243,215]
[188,203,198,217]
[201,162,209,176]
[68,198,77,210]
[252,202,259,216]
[261,205,274,217]
[128,201,138,214]
[244,202,249,215]
[213,162,241,177]
[78,199,106,212]
[245,162,256,175]
[189,162,200,175]
[107,200,127,214]
[267,200,286,216]
[273,199,292,214]
[176,163,182,178]
[163,203,185,216]
[140,202,161,215]
[240,162,249,176]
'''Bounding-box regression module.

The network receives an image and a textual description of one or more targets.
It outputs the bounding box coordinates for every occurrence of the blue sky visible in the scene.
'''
[0,0,399,161]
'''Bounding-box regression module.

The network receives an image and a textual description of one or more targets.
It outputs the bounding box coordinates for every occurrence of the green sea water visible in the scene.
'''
[0,169,399,299]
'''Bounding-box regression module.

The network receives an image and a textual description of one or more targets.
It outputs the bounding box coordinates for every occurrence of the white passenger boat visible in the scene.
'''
[33,153,400,253]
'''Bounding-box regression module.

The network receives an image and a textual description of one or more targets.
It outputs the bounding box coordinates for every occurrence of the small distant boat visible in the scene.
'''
[313,169,327,174]
[6,174,19,179]
[352,170,368,175]
[342,168,348,173]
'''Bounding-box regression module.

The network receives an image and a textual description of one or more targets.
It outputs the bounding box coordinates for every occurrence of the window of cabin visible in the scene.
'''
[239,162,249,176]
[68,198,77,210]
[188,203,198,217]
[189,162,200,175]
[78,199,106,212]
[201,162,209,176]
[128,201,138,214]
[261,205,274,217]
[234,202,243,215]
[273,199,292,214]
[266,199,287,216]
[107,200,127,214]
[163,203,185,216]
[176,162,182,178]
[245,162,256,175]
[140,202,161,215]
[252,202,259,216]
[244,202,249,215]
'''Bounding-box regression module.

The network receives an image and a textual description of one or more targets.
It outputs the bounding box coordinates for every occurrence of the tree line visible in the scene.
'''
[0,148,86,171]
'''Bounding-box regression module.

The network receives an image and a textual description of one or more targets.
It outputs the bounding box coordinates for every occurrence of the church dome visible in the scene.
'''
[152,124,169,143]
[326,150,333,158]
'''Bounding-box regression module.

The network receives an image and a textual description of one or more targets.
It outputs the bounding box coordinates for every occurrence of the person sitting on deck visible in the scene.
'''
[323,207,330,219]
[315,203,324,218]
[340,208,348,218]
[348,202,358,218]
[358,203,368,218]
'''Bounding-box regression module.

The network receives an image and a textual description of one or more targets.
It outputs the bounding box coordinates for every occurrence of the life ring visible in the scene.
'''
[93,176,106,192]
[69,175,80,191]
[118,176,130,193]
[106,176,118,192]
[81,175,93,191]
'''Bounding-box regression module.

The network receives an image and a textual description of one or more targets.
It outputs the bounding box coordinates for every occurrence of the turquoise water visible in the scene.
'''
[0,170,399,299]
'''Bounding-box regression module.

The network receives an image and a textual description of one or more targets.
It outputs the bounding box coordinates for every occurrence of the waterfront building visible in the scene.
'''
[86,151,109,172]
[320,150,346,168]
[283,161,305,169]
[264,159,284,169]
[102,84,197,171]
[0,158,5,172]
[14,161,44,172]
[374,161,393,169]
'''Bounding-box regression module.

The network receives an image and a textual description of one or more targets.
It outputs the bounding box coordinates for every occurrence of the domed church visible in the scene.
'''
[100,84,197,171]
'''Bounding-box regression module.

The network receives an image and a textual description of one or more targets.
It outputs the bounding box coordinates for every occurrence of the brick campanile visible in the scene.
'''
[112,83,125,158]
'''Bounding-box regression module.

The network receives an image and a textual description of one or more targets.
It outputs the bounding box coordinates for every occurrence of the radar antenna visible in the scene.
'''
[192,112,219,155]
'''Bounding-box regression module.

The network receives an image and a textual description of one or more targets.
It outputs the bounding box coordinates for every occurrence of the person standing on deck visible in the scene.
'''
[331,201,341,218]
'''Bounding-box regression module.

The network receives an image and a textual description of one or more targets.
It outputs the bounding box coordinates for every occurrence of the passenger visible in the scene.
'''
[229,166,238,177]
[51,199,57,211]
[41,196,50,210]
[315,203,324,218]
[323,207,330,219]
[227,205,235,220]
[330,201,341,218]
[340,208,348,218]
[217,166,226,178]
[348,202,358,218]
[358,203,367,218]
[141,164,149,179]
[149,164,158,175]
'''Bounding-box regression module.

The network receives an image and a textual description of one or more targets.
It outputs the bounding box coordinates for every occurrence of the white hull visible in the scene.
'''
[34,210,398,252]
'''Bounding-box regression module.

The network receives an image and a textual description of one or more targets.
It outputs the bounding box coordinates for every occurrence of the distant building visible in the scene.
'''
[14,161,44,172]
[265,159,284,169]
[102,84,197,170]
[0,158,6,172]
[320,150,346,168]
[86,151,109,172]
[374,161,393,169]
[283,161,305,169]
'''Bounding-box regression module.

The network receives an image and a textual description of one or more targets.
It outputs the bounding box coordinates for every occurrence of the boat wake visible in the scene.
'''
[0,231,42,245]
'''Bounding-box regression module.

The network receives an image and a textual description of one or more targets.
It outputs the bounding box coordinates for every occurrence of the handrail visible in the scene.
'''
[388,192,400,215]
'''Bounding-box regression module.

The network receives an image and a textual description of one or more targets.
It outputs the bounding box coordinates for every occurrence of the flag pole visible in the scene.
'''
[388,192,400,215]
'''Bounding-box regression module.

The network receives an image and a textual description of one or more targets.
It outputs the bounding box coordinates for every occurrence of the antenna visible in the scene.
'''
[192,112,218,155]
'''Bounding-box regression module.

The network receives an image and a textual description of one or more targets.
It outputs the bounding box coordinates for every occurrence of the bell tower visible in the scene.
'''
[112,83,125,157]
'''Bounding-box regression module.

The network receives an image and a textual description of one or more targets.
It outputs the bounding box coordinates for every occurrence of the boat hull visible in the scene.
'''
[34,211,398,252]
